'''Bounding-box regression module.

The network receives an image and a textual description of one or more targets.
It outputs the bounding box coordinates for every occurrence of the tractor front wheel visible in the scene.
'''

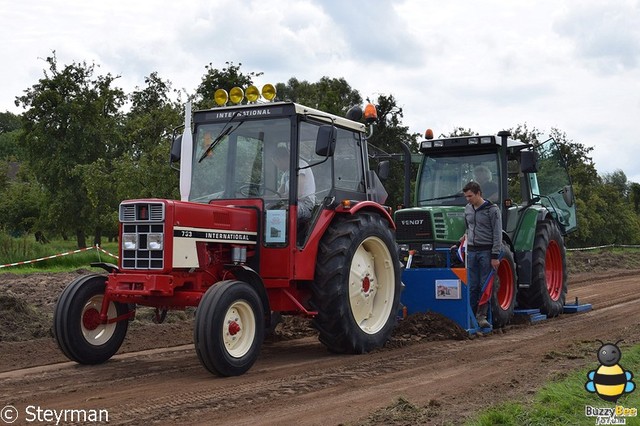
[194,280,264,376]
[312,212,402,354]
[53,274,129,364]
[518,219,568,317]
[491,242,517,328]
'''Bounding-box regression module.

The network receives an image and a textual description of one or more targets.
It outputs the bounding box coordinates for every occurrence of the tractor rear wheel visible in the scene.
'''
[518,219,567,317]
[312,212,402,354]
[491,242,517,328]
[53,274,129,364]
[194,280,264,376]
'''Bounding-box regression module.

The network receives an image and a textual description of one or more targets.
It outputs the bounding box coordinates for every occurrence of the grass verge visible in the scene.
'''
[0,235,118,273]
[353,344,640,426]
[467,343,640,426]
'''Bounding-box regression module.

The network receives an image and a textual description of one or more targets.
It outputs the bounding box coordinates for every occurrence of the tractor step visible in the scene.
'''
[514,308,547,323]
[562,303,593,313]
[514,302,593,324]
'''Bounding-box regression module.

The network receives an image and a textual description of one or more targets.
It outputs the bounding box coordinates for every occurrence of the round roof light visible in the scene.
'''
[246,85,260,102]
[229,87,244,104]
[262,84,277,101]
[214,89,228,106]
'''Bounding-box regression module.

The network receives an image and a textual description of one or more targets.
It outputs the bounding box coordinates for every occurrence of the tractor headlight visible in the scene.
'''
[148,233,164,250]
[398,244,410,253]
[420,141,432,150]
[421,243,433,252]
[123,234,138,250]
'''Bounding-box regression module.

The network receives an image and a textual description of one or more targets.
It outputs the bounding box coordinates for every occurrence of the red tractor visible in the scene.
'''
[53,85,402,376]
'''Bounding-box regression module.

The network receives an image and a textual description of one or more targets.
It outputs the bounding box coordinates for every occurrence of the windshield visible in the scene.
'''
[417,152,500,206]
[190,118,291,203]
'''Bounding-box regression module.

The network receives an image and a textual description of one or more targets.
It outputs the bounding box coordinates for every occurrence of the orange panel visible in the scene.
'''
[452,268,467,285]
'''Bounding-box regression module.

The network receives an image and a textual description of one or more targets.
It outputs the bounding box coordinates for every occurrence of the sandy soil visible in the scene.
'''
[0,257,639,425]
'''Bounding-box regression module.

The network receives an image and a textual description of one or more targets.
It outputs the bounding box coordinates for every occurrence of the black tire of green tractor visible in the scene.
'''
[311,212,402,354]
[491,242,517,328]
[53,274,129,364]
[517,220,568,317]
[194,280,265,377]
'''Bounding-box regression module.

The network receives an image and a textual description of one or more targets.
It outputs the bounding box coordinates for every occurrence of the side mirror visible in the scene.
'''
[377,160,390,181]
[520,150,538,173]
[170,134,182,164]
[315,125,337,157]
[562,185,575,207]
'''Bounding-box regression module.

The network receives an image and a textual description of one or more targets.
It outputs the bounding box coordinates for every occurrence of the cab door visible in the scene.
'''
[530,138,577,234]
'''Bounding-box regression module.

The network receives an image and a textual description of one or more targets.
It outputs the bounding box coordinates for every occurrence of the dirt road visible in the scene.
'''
[1,269,639,425]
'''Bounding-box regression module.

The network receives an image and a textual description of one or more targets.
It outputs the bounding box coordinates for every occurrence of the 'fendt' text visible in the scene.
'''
[401,219,424,226]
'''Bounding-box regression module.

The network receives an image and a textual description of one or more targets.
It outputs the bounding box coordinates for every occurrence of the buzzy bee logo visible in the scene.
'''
[584,340,637,424]
[586,340,635,402]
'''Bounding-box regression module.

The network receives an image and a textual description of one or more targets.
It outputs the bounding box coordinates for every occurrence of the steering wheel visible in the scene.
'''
[237,182,280,197]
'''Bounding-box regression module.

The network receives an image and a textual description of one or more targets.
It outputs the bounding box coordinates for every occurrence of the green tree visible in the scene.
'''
[443,127,479,138]
[0,111,20,133]
[548,128,599,189]
[630,182,640,213]
[76,72,183,244]
[602,170,629,198]
[0,111,22,160]
[194,62,262,110]
[125,72,182,159]
[593,171,640,244]
[367,94,419,208]
[0,165,47,236]
[510,122,543,145]
[115,72,182,201]
[276,76,362,116]
[113,73,182,204]
[16,53,126,248]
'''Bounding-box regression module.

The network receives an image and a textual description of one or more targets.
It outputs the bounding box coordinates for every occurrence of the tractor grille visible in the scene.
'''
[119,202,165,270]
[433,212,447,240]
[395,210,433,242]
[119,203,164,222]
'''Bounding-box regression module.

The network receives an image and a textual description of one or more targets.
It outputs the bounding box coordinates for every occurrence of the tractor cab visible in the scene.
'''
[404,132,576,255]
[172,98,388,252]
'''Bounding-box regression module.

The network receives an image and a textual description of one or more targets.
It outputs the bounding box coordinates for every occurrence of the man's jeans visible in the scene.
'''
[467,250,493,314]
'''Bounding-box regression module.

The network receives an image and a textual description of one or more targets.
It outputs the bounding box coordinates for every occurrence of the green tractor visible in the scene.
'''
[395,131,576,326]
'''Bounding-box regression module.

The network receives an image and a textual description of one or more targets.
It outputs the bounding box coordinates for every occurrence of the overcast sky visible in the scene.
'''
[2,0,639,182]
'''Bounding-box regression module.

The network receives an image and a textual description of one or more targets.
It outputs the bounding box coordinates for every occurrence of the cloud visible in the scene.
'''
[2,0,640,183]
[553,1,640,74]
[317,0,423,67]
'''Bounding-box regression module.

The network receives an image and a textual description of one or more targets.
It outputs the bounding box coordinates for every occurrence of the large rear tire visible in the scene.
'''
[53,274,129,364]
[491,242,517,328]
[194,280,264,376]
[517,220,567,317]
[312,212,402,354]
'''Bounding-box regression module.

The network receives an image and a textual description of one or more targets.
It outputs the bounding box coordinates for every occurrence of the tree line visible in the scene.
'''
[1,54,639,248]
